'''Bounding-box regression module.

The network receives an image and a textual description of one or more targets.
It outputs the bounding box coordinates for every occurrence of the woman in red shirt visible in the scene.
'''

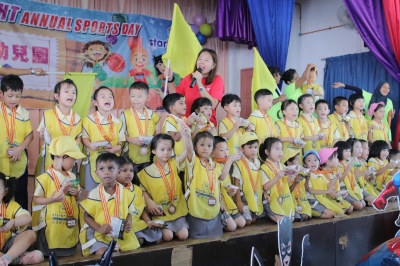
[167,48,224,125]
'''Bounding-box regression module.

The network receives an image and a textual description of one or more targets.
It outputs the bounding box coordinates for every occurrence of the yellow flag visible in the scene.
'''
[252,48,280,121]
[64,72,96,118]
[162,4,202,77]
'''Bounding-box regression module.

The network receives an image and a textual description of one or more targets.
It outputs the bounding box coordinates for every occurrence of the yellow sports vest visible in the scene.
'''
[322,171,352,211]
[127,185,147,233]
[358,162,378,197]
[367,158,392,191]
[161,116,184,156]
[248,110,277,142]
[318,120,338,148]
[348,111,368,141]
[328,113,349,141]
[275,120,303,162]
[297,114,321,151]
[368,120,389,143]
[338,161,363,200]
[1,201,29,247]
[218,117,245,155]
[216,163,239,216]
[290,178,312,217]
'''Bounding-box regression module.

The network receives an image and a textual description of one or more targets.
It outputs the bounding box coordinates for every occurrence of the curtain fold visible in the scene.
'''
[382,0,400,66]
[247,0,295,83]
[215,0,256,48]
[343,0,400,83]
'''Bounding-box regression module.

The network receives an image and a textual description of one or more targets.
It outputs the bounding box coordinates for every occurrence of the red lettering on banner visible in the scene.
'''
[30,12,40,26]
[49,15,58,29]
[74,18,82,32]
[8,5,21,22]
[0,42,9,60]
[98,21,106,35]
[111,22,120,35]
[121,23,142,37]
[12,45,28,62]
[90,20,99,34]
[57,16,66,30]
[66,17,72,31]
[39,13,49,28]
[82,19,91,33]
[20,11,30,25]
[106,22,113,35]
[0,3,10,21]
[0,4,21,22]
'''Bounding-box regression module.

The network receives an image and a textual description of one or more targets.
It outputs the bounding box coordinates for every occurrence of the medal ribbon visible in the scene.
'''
[339,161,355,190]
[155,161,175,203]
[48,166,74,217]
[1,103,16,145]
[241,157,259,193]
[354,111,365,138]
[373,119,388,142]
[200,158,216,195]
[301,114,316,136]
[226,116,242,137]
[318,120,331,147]
[99,183,120,225]
[265,160,283,198]
[53,108,75,136]
[376,158,388,185]
[93,112,114,143]
[295,184,301,204]
[0,203,6,248]
[334,112,347,138]
[132,107,149,136]
[283,118,298,145]
[258,108,273,137]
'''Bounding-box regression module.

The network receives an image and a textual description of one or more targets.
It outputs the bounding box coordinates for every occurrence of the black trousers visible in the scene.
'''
[15,167,28,210]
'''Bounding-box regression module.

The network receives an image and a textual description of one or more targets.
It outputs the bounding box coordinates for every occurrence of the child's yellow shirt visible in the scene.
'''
[248,109,277,142]
[218,116,245,155]
[348,110,368,141]
[275,119,304,162]
[162,114,184,156]
[368,120,390,143]
[297,113,321,151]
[317,120,340,148]
[328,112,349,141]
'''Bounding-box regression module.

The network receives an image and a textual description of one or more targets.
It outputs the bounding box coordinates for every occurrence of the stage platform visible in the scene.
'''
[36,202,400,266]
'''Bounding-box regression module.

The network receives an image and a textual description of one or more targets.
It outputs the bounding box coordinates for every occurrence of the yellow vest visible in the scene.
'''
[248,109,277,143]
[348,111,368,141]
[297,114,321,151]
[290,178,312,217]
[338,161,363,200]
[368,120,389,143]
[216,162,239,216]
[126,184,147,233]
[328,113,349,141]
[218,117,245,155]
[162,116,184,156]
[1,201,29,248]
[318,120,339,148]
[275,120,304,162]
[322,171,352,211]
[358,161,378,197]
[367,158,392,191]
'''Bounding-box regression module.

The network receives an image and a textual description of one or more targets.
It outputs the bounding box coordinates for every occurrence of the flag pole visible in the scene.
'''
[164,59,171,98]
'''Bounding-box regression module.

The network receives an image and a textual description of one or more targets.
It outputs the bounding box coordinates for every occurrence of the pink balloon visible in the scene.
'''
[192,14,206,27]
[190,24,200,34]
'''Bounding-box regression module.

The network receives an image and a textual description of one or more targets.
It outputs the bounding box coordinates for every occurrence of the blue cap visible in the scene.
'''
[303,150,320,163]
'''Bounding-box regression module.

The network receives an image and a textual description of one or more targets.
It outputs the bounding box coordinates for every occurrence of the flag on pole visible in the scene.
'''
[252,48,281,121]
[65,72,96,118]
[162,3,202,77]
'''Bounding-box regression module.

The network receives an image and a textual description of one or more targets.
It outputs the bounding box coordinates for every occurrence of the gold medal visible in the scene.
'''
[168,204,176,214]
[139,146,148,155]
[278,196,283,205]
[208,196,216,206]
[296,205,302,211]
[312,142,316,148]
[66,216,76,228]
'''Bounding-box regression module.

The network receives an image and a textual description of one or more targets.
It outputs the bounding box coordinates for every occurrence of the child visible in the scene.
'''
[190,97,217,138]
[367,140,397,192]
[328,97,350,141]
[185,131,233,238]
[319,147,353,214]
[315,100,340,148]
[275,100,305,162]
[248,89,277,143]
[0,173,44,265]
[79,153,140,256]
[212,136,245,231]
[301,67,324,101]
[260,137,295,223]
[389,149,400,164]
[219,94,253,155]
[120,81,160,164]
[0,75,33,210]
[36,79,82,175]
[81,86,125,191]
[297,94,322,151]
[359,140,379,197]
[138,133,192,242]
[347,138,376,206]
[284,150,312,221]
[334,141,365,210]
[32,136,85,257]
[232,132,264,225]
[347,94,368,141]
[368,102,390,146]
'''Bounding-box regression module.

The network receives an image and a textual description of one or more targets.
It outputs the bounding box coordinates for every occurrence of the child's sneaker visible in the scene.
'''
[19,250,44,265]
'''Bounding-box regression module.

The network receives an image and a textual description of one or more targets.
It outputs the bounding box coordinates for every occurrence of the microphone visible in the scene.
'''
[190,68,202,88]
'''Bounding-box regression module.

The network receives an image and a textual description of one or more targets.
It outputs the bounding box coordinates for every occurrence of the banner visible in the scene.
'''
[0,0,176,110]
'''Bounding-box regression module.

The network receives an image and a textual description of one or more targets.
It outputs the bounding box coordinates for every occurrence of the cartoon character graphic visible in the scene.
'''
[278,215,292,266]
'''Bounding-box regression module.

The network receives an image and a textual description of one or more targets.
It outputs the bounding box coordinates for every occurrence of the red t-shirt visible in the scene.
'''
[176,74,224,125]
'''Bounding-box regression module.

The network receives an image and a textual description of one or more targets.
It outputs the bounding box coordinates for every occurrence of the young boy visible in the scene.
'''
[79,153,140,256]
[315,100,340,148]
[120,81,160,163]
[248,89,277,144]
[348,94,368,141]
[32,136,85,257]
[328,97,350,141]
[219,94,253,155]
[232,132,264,225]
[0,75,33,210]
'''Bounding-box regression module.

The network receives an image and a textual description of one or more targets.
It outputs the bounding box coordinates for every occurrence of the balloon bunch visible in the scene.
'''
[190,14,213,45]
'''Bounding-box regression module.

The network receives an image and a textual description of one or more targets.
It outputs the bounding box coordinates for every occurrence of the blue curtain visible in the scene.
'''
[247,0,295,88]
[323,52,399,133]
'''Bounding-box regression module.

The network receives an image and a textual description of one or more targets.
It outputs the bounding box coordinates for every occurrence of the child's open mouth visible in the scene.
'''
[93,52,101,58]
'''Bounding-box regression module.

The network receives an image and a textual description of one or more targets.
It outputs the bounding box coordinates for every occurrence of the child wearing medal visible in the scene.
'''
[359,140,379,196]
[368,102,391,146]
[81,86,125,191]
[297,94,323,151]
[260,137,296,223]
[348,94,368,141]
[232,132,264,225]
[79,153,139,256]
[139,132,192,241]
[315,100,340,149]
[120,81,160,164]
[190,97,217,138]
[117,156,162,246]
[32,136,85,257]
[36,79,82,176]
[186,131,234,238]
[0,173,44,265]
[212,136,245,231]
[0,75,33,210]
[328,97,350,141]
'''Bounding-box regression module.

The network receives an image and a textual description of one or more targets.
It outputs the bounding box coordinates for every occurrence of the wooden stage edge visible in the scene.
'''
[37,202,400,266]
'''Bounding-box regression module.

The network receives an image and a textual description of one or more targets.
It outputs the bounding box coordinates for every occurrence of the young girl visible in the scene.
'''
[260,137,295,223]
[185,131,233,238]
[368,102,390,146]
[347,138,376,206]
[190,97,217,138]
[347,94,368,141]
[117,156,161,246]
[275,100,305,162]
[297,94,322,151]
[33,136,84,257]
[35,79,82,176]
[212,136,245,231]
[334,141,365,211]
[81,86,125,191]
[319,147,353,215]
[315,100,340,149]
[0,173,43,265]
[367,140,397,192]
[138,132,191,242]
[284,150,312,221]
[359,140,379,197]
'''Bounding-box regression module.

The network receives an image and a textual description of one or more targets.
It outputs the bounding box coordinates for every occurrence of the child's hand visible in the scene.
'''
[106,145,122,153]
[163,67,173,80]
[153,88,164,98]
[0,219,14,232]
[124,220,132,232]
[50,191,65,203]
[89,143,99,151]
[220,204,226,212]
[277,170,285,179]
[8,146,22,162]
[286,137,295,143]
[327,187,337,197]
[276,94,287,103]
[131,137,145,146]
[363,167,371,177]
[294,175,302,183]
[186,114,197,126]
[146,200,163,216]
[228,153,242,163]
[311,135,320,141]
[207,126,217,135]
[39,128,45,140]
[246,124,255,132]
[97,224,112,235]
[225,186,237,196]
[234,119,243,129]
[68,187,79,196]
[237,200,245,213]
[264,192,271,203]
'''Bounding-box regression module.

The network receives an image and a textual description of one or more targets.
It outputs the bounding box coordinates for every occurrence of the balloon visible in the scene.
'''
[192,14,206,27]
[112,13,128,24]
[196,32,206,45]
[106,35,118,45]
[199,24,213,37]
[107,53,125,72]
[190,24,200,34]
